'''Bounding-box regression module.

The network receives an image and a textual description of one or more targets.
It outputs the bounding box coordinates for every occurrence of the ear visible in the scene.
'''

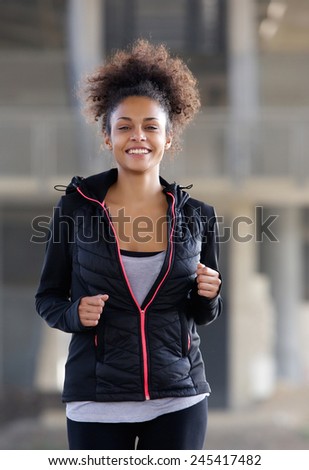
[104,133,113,150]
[165,135,172,150]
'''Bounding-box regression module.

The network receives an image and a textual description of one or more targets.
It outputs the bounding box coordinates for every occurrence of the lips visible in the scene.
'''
[126,147,151,155]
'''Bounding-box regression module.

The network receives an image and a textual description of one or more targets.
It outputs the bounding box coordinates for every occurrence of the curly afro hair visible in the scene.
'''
[80,39,201,152]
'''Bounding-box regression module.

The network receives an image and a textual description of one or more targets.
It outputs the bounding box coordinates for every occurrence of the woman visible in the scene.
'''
[35,39,222,450]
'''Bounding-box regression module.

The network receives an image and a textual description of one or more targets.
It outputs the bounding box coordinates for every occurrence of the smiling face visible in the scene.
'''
[104,96,172,175]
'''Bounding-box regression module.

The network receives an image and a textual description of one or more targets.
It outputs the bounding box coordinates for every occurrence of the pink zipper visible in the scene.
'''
[77,186,176,400]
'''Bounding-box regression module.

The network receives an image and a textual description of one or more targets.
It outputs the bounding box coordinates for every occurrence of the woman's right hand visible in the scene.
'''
[78,294,109,327]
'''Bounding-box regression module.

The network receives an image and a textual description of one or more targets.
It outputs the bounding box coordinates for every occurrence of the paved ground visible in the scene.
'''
[0,384,308,450]
[206,384,309,450]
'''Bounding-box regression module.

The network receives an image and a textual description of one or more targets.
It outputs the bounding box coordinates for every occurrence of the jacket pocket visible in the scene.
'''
[179,313,191,357]
[94,321,105,363]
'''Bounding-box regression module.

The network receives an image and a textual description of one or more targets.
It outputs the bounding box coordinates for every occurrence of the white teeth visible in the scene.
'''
[128,148,149,154]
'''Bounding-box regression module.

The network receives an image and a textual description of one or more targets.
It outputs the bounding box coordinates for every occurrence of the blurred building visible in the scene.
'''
[0,0,308,417]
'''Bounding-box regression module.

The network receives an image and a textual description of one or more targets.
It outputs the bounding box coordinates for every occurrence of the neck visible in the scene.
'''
[115,168,163,202]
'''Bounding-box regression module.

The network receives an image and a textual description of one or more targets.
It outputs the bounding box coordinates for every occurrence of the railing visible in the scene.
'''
[1,107,309,188]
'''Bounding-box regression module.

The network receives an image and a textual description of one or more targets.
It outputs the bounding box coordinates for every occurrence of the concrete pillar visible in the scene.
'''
[228,203,276,408]
[227,0,259,113]
[67,0,106,174]
[227,0,259,180]
[262,207,303,382]
[36,323,70,392]
[67,0,105,89]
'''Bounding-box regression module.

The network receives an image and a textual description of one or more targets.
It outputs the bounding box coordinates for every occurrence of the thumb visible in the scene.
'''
[97,294,109,302]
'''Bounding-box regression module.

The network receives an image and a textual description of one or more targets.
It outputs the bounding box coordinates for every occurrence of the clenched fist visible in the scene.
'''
[78,294,109,327]
[196,263,221,299]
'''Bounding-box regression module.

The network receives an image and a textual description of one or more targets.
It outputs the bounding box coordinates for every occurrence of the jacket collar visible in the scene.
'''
[65,168,191,209]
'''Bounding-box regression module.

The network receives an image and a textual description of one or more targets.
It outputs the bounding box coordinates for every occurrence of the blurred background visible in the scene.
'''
[0,0,309,450]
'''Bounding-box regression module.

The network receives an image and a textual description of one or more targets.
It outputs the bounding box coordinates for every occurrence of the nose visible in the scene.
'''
[130,129,146,141]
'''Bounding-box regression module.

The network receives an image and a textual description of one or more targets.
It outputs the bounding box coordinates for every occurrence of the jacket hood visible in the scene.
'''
[59,168,191,209]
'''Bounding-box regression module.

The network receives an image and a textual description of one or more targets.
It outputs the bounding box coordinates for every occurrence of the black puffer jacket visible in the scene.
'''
[35,168,222,402]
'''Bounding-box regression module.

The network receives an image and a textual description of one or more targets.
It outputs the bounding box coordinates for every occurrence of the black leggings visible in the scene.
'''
[67,397,208,450]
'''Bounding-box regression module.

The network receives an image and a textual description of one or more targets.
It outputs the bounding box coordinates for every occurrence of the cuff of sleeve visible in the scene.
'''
[64,298,88,332]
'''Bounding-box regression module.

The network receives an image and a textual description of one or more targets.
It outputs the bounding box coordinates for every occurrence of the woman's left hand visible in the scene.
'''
[196,263,221,299]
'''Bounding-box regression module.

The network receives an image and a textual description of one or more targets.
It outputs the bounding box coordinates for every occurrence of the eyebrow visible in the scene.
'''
[116,117,160,122]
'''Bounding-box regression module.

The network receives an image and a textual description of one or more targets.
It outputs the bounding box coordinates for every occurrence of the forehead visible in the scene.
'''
[111,96,167,122]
